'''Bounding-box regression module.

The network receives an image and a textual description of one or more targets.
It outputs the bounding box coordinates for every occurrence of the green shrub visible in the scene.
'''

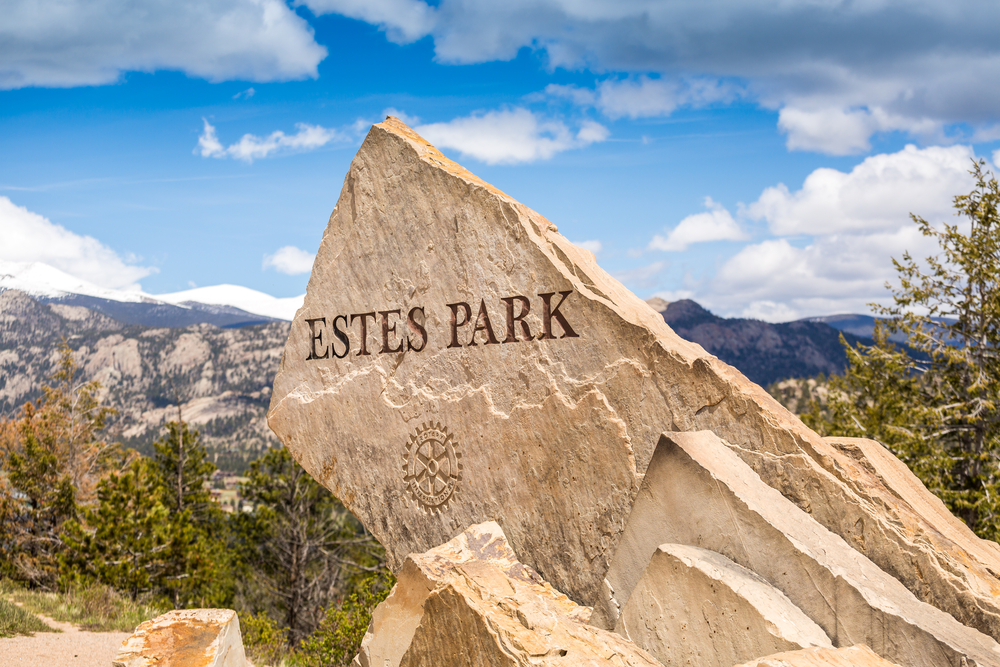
[295,570,395,667]
[242,612,291,667]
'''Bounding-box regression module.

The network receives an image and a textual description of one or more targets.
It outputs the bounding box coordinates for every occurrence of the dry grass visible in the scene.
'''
[0,581,167,633]
[0,597,55,637]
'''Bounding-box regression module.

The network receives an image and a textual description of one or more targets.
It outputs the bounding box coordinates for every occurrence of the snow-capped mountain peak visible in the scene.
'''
[0,261,303,323]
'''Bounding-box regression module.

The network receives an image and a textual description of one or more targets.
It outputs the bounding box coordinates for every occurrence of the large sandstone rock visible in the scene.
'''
[594,431,1000,667]
[353,521,662,667]
[616,543,831,667]
[734,645,902,667]
[113,609,246,667]
[267,116,1000,632]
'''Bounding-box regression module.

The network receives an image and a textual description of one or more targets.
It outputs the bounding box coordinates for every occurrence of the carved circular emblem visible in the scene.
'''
[403,422,462,512]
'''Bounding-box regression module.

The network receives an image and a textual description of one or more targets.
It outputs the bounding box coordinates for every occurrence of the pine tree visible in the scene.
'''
[150,421,232,607]
[61,457,173,601]
[0,405,77,588]
[810,161,1000,540]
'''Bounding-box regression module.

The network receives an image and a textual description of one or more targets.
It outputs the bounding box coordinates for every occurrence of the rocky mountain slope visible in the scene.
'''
[0,289,286,471]
[649,298,873,386]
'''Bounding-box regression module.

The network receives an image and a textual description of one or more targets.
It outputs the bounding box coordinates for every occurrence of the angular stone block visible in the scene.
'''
[113,609,246,667]
[823,436,1000,634]
[352,521,663,667]
[617,543,831,666]
[267,115,1000,635]
[734,645,902,667]
[594,431,1000,667]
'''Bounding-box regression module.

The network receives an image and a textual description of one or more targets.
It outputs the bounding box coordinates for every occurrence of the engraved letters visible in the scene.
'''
[306,290,579,361]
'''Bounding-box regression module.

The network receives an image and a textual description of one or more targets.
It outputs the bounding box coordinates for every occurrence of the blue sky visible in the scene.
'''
[3,0,1000,321]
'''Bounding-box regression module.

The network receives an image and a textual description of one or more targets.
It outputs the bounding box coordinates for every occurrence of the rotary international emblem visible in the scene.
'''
[403,422,462,513]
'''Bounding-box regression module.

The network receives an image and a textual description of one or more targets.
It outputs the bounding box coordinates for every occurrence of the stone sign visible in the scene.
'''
[268,116,1000,633]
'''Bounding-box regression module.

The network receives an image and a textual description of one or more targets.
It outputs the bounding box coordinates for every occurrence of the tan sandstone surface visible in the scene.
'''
[266,116,1000,637]
[734,645,902,667]
[113,609,246,667]
[615,543,831,666]
[353,521,662,667]
[595,430,1000,667]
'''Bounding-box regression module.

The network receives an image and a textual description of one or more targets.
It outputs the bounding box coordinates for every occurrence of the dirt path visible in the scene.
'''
[0,608,130,667]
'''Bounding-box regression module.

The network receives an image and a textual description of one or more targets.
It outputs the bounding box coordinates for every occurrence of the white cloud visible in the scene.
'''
[326,0,1000,155]
[575,240,602,255]
[233,87,256,100]
[415,108,608,165]
[650,197,745,252]
[748,144,976,235]
[0,196,154,290]
[661,144,984,320]
[197,119,341,163]
[0,0,327,89]
[596,76,737,120]
[263,245,315,275]
[612,261,666,290]
[546,76,737,121]
[302,0,436,44]
[778,107,941,155]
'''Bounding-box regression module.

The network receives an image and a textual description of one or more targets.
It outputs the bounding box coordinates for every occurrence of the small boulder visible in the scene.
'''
[353,521,662,667]
[113,609,246,667]
[616,543,831,666]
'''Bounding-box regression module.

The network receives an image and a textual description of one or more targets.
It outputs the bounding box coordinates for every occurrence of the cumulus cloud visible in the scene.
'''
[303,0,436,43]
[747,144,976,235]
[0,196,154,290]
[233,87,256,100]
[196,119,340,163]
[778,107,941,155]
[546,76,738,120]
[263,245,315,275]
[415,108,608,165]
[323,0,1000,154]
[0,0,326,89]
[650,197,745,252]
[679,144,982,320]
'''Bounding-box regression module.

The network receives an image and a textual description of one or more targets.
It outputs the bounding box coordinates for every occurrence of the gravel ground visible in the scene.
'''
[0,610,130,667]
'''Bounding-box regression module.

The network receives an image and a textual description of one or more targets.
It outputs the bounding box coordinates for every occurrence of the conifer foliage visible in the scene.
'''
[0,344,390,663]
[808,161,1000,540]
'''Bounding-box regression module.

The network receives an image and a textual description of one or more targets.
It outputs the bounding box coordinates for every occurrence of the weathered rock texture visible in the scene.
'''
[594,431,1000,667]
[353,521,662,667]
[616,543,831,666]
[113,609,246,667]
[734,645,902,667]
[267,116,1000,634]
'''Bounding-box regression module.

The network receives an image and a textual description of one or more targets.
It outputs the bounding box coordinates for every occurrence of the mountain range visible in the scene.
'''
[646,298,874,386]
[0,261,304,327]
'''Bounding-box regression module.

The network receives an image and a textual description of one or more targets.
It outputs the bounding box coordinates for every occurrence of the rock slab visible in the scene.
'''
[734,645,902,667]
[594,430,1000,667]
[268,116,1000,637]
[617,543,831,666]
[113,609,246,667]
[353,521,663,667]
